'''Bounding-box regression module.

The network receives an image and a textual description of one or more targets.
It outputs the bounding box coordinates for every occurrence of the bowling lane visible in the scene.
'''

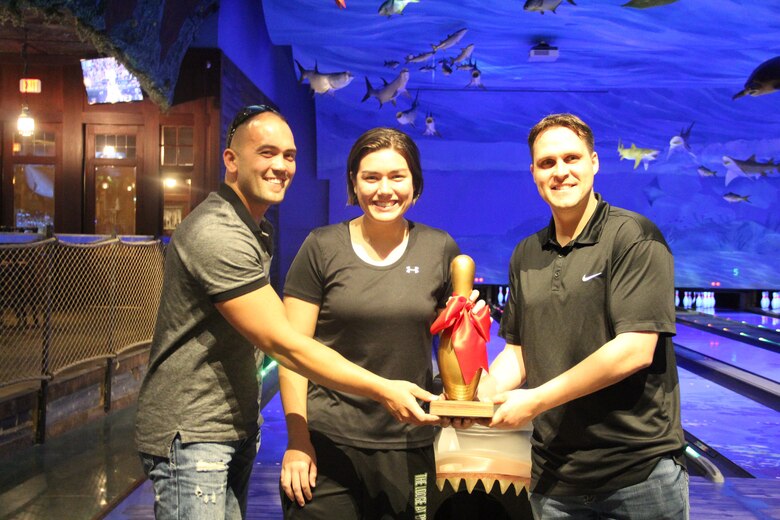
[713,310,780,332]
[679,366,780,479]
[488,318,780,478]
[674,323,780,384]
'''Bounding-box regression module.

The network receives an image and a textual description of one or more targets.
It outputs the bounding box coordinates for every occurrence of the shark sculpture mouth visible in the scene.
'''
[434,423,533,495]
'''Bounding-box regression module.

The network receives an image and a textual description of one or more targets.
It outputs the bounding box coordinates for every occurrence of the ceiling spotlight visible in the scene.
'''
[529,41,559,63]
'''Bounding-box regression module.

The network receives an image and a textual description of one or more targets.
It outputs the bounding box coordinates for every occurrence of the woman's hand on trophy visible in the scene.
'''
[441,413,490,429]
[443,289,487,314]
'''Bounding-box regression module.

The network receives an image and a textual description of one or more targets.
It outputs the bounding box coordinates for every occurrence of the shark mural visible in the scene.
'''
[260,0,780,288]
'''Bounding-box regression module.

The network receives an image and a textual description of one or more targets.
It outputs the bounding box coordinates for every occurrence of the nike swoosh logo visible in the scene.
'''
[582,272,602,282]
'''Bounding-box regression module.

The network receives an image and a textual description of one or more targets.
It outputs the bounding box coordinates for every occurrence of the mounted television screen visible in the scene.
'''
[80,57,143,104]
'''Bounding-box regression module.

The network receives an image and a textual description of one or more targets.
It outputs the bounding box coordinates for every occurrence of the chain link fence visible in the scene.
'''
[0,236,164,388]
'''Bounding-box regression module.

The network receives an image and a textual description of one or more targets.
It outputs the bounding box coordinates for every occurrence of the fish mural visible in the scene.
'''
[384,60,400,69]
[23,165,55,199]
[723,192,750,203]
[449,44,475,65]
[456,60,477,71]
[396,91,419,126]
[432,29,468,53]
[523,0,576,15]
[439,60,453,75]
[378,0,420,17]
[362,68,410,107]
[406,50,436,64]
[732,56,780,100]
[622,0,679,8]
[295,61,354,95]
[723,155,779,185]
[617,140,660,170]
[697,166,718,178]
[423,112,441,137]
[667,122,696,159]
[334,0,346,8]
[465,62,485,89]
[642,176,665,206]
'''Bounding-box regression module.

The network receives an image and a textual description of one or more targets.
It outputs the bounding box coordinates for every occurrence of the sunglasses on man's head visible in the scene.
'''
[226,104,280,148]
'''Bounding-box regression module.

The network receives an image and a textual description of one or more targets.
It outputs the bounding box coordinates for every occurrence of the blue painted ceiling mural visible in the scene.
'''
[262,0,780,288]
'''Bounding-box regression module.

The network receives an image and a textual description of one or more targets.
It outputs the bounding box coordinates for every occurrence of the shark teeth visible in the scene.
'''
[435,474,529,495]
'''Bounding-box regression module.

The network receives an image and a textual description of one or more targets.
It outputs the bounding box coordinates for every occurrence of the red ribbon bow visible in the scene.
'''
[430,295,491,385]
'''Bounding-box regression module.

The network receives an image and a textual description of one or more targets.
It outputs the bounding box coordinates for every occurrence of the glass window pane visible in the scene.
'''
[126,135,136,159]
[42,132,55,156]
[162,146,176,165]
[159,126,195,166]
[13,131,56,157]
[162,177,191,236]
[95,166,136,235]
[178,147,194,166]
[162,127,176,146]
[95,133,137,159]
[13,164,55,228]
[179,127,193,146]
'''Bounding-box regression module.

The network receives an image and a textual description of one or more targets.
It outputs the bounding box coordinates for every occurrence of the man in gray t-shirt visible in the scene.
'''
[136,106,440,520]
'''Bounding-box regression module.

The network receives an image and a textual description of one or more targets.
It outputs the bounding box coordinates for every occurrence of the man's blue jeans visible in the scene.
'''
[529,457,689,520]
[140,432,260,519]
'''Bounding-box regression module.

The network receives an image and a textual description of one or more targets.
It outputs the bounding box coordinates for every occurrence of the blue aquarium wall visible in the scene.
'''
[317,87,780,288]
[260,0,780,288]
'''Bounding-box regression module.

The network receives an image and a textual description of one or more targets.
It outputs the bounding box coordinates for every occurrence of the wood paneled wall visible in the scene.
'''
[0,48,222,235]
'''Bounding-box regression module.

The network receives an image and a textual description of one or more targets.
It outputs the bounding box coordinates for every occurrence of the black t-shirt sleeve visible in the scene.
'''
[437,234,462,308]
[284,232,324,305]
[610,235,676,336]
[498,243,523,346]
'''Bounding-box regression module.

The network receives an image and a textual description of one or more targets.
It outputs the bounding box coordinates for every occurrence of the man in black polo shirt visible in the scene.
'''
[483,113,688,519]
[136,106,438,520]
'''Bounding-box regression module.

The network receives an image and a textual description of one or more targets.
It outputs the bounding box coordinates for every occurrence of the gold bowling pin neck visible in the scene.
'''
[450,255,475,297]
[435,253,484,408]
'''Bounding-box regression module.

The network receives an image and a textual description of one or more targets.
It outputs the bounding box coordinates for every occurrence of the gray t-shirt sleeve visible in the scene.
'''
[178,219,269,303]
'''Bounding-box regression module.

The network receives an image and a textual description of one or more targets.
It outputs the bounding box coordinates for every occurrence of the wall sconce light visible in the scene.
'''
[17,104,35,136]
[17,31,36,137]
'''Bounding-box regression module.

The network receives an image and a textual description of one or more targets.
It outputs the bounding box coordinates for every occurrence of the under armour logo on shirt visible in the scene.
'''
[406,266,420,274]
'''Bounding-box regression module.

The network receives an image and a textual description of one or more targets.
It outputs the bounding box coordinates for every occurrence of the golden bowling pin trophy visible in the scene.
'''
[430,256,532,497]
[429,255,494,418]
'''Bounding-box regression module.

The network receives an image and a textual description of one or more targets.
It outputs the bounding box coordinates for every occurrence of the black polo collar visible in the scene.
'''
[217,183,274,255]
[544,193,609,251]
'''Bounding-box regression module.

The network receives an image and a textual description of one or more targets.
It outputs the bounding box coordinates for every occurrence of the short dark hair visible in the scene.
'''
[528,113,595,157]
[226,104,283,148]
[346,127,423,205]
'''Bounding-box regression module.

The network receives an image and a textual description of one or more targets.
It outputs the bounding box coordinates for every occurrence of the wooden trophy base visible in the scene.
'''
[430,399,496,418]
